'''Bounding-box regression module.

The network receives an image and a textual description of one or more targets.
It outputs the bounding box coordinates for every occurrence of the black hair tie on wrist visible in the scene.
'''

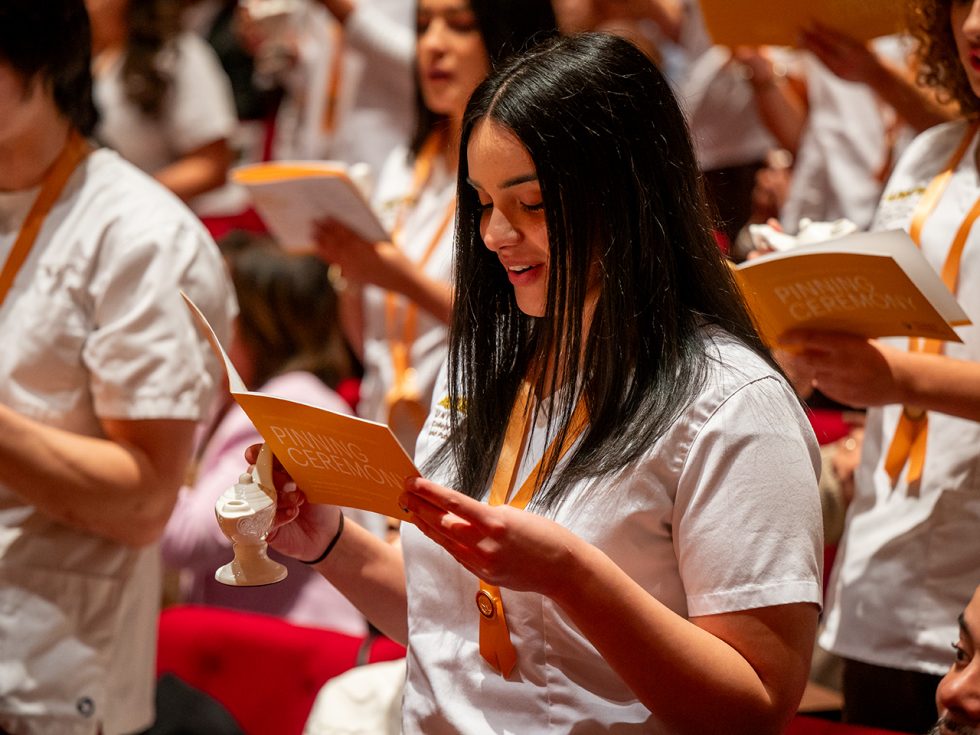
[301,510,345,565]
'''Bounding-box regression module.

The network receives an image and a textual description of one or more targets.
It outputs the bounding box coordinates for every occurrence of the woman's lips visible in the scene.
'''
[506,264,543,285]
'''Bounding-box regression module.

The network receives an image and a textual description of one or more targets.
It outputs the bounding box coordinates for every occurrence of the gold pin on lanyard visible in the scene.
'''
[883,122,980,485]
[478,381,589,676]
[383,131,455,432]
[0,130,91,308]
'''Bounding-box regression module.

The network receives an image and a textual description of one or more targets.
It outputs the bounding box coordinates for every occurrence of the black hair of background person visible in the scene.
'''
[440,32,780,511]
[219,232,354,392]
[0,0,99,137]
[122,0,183,119]
[409,0,559,156]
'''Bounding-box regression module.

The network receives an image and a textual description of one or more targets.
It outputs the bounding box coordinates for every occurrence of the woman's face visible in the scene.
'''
[951,0,980,98]
[467,119,550,317]
[416,0,490,121]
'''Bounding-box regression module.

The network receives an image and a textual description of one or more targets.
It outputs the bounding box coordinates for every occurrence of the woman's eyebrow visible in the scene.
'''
[501,173,538,188]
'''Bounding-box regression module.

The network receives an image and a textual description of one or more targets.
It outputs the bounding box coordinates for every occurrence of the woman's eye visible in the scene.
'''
[952,642,970,665]
[521,201,544,213]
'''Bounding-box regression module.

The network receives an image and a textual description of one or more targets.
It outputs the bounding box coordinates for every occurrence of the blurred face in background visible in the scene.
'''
[416,0,490,122]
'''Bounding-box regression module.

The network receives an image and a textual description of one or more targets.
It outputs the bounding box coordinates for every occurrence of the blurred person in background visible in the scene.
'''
[86,0,239,211]
[0,0,236,731]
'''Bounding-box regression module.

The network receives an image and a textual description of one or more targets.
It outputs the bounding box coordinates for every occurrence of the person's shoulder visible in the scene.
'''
[82,148,205,222]
[900,119,973,170]
[78,149,209,231]
[697,326,782,388]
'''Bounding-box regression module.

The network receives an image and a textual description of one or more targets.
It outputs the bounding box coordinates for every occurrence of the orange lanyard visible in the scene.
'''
[383,132,455,423]
[884,121,980,485]
[477,381,589,677]
[321,23,345,135]
[0,130,91,308]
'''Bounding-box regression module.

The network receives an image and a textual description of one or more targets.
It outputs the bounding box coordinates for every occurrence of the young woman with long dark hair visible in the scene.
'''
[257,32,822,734]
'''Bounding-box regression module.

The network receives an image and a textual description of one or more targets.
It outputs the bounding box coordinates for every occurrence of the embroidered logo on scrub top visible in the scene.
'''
[428,394,465,441]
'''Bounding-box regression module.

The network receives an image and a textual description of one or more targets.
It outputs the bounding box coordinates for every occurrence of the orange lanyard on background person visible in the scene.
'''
[320,23,345,135]
[0,129,91,308]
[383,132,456,428]
[883,121,980,486]
[477,381,589,677]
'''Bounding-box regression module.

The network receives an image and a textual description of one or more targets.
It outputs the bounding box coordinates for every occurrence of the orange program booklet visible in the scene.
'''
[700,0,903,47]
[231,161,389,252]
[734,229,972,346]
[183,294,417,521]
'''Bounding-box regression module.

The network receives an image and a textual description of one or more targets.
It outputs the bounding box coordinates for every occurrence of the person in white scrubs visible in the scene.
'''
[0,1,236,732]
[782,1,980,730]
[253,32,823,735]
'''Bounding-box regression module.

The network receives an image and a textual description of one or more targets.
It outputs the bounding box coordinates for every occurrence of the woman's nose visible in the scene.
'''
[964,1,980,38]
[419,17,448,53]
[481,208,518,251]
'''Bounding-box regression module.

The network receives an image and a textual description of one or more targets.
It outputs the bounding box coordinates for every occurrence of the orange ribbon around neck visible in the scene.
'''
[383,131,455,437]
[883,121,980,486]
[320,23,345,135]
[0,129,91,308]
[478,380,589,677]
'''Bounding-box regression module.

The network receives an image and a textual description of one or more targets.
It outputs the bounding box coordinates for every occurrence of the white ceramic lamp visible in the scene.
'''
[214,444,288,586]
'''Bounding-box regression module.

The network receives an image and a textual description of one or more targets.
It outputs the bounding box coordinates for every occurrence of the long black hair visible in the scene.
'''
[439,33,777,511]
[409,0,558,157]
[0,0,99,136]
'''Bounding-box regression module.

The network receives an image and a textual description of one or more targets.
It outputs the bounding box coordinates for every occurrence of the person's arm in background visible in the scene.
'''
[0,410,194,547]
[155,33,238,201]
[319,0,414,76]
[315,218,453,326]
[735,47,809,154]
[780,330,980,421]
[155,138,234,202]
[800,24,958,133]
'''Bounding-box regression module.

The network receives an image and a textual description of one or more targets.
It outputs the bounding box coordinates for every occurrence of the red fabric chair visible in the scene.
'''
[156,605,405,735]
[787,716,907,735]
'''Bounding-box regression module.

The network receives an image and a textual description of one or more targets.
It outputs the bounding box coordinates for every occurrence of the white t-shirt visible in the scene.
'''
[401,329,823,733]
[820,120,980,675]
[359,144,455,457]
[270,0,414,177]
[0,148,236,735]
[780,37,915,233]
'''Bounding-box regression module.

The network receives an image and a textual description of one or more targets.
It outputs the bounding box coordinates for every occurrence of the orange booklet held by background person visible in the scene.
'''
[231,161,388,252]
[183,293,417,522]
[699,0,902,47]
[734,229,971,345]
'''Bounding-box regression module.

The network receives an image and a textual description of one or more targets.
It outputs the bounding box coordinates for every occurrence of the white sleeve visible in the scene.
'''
[82,219,234,421]
[673,375,824,616]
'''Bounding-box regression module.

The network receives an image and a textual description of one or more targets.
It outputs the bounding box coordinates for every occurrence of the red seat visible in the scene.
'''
[156,605,405,735]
